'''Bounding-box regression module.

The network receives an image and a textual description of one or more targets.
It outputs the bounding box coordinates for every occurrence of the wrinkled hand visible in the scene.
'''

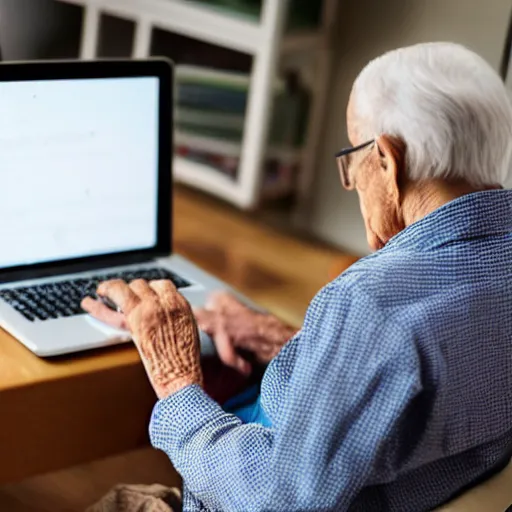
[81,279,202,399]
[194,292,296,375]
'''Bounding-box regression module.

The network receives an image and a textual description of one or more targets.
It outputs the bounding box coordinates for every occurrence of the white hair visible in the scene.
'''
[353,42,512,187]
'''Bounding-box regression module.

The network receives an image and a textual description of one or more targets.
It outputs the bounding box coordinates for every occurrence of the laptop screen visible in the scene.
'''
[0,76,160,270]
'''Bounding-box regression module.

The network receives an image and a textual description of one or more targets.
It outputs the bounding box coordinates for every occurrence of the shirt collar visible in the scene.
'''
[383,189,512,252]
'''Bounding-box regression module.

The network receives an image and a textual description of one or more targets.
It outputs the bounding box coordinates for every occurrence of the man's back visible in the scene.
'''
[340,190,512,509]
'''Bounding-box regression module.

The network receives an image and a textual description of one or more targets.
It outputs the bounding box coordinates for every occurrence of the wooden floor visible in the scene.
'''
[0,187,350,511]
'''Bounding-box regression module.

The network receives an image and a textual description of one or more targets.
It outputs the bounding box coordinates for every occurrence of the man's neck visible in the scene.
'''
[401,179,494,227]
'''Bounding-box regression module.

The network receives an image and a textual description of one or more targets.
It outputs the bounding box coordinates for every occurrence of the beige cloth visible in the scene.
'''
[87,484,182,512]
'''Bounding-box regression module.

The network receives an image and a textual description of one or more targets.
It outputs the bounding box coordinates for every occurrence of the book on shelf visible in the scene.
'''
[176,65,262,88]
[174,65,310,198]
[175,64,285,115]
[176,107,245,141]
[176,107,245,131]
[175,65,309,148]
[184,0,323,30]
[177,84,248,114]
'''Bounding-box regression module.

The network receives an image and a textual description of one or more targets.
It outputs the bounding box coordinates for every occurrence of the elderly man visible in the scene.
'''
[83,42,512,511]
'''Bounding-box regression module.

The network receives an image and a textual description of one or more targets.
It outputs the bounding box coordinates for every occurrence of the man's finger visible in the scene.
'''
[150,279,177,292]
[214,316,251,376]
[149,279,178,295]
[149,280,186,309]
[206,291,247,315]
[193,308,216,334]
[81,296,127,330]
[96,280,140,314]
[129,279,157,300]
[241,338,275,353]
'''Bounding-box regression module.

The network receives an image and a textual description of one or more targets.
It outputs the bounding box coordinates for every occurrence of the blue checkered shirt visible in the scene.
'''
[150,190,512,511]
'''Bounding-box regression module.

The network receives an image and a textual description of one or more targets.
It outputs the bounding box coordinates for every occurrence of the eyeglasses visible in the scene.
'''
[335,139,375,189]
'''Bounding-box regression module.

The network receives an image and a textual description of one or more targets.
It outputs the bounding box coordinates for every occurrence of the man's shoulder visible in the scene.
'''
[308,268,403,333]
[329,248,428,302]
[339,248,422,280]
[308,249,426,337]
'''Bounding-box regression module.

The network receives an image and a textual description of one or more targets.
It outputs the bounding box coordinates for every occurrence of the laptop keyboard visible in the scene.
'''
[0,267,191,322]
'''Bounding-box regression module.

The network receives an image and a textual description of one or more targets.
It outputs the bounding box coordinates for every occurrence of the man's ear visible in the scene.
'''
[375,134,406,198]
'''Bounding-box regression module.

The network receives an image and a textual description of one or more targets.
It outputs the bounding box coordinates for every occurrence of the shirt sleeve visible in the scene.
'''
[150,383,274,510]
[149,281,423,511]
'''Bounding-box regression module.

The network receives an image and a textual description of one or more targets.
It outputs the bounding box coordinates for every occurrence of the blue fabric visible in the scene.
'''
[223,384,272,427]
[150,190,512,511]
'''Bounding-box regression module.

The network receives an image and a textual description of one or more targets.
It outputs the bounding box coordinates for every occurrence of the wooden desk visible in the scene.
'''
[0,332,155,484]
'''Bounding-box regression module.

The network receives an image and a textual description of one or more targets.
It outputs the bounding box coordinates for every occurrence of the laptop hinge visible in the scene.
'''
[0,252,160,284]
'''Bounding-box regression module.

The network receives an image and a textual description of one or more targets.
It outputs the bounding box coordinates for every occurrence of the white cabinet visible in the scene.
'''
[58,0,336,209]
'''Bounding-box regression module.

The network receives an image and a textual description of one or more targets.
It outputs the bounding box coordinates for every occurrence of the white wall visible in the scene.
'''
[308,0,512,256]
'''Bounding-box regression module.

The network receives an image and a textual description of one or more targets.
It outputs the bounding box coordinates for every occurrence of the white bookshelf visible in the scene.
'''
[59,0,336,209]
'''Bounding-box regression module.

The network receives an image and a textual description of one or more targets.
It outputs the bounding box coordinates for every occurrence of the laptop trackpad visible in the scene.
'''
[85,315,132,341]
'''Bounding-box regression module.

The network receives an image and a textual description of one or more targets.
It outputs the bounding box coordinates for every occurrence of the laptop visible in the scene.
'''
[0,59,233,357]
